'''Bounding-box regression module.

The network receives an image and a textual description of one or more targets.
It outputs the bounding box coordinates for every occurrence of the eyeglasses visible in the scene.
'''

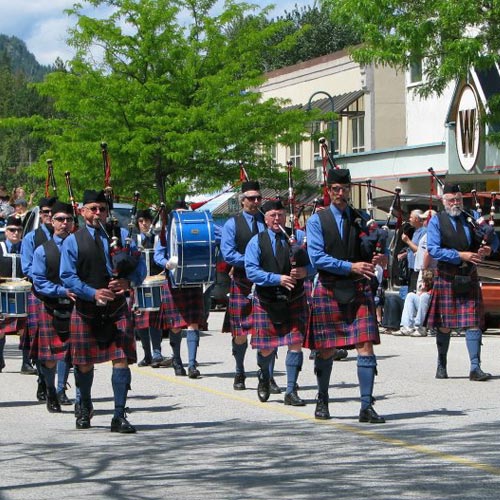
[86,205,108,213]
[52,216,74,223]
[40,209,52,214]
[329,185,351,193]
[244,196,262,202]
[443,197,462,204]
[6,227,22,233]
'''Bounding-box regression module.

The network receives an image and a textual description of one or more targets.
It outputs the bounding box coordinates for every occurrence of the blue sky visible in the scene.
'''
[0,0,312,65]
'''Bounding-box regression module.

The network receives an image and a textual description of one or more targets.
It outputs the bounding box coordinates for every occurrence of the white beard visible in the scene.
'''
[444,205,462,217]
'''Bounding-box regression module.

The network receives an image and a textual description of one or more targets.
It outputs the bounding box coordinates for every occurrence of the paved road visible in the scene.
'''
[2,312,500,499]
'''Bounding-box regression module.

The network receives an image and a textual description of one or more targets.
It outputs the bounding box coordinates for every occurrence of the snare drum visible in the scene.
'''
[168,211,216,287]
[134,275,166,311]
[0,280,32,317]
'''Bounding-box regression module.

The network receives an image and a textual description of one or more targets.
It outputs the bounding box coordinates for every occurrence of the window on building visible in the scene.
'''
[324,121,340,156]
[289,142,301,168]
[270,143,277,166]
[409,59,423,84]
[347,97,365,153]
[310,121,321,156]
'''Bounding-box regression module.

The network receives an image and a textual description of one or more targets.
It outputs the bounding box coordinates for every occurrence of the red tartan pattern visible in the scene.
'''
[426,264,483,330]
[26,292,40,340]
[154,282,204,330]
[132,310,160,330]
[69,305,136,366]
[249,294,306,350]
[222,275,253,335]
[0,316,24,335]
[305,275,380,350]
[30,306,70,362]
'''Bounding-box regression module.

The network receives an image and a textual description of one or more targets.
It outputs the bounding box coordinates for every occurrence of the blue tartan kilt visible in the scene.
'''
[31,306,70,362]
[249,293,306,350]
[154,282,204,330]
[223,274,253,336]
[70,298,136,366]
[306,275,380,350]
[426,264,483,330]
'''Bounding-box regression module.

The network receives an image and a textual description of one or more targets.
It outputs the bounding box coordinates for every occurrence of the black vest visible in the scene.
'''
[234,213,260,254]
[34,226,50,249]
[74,227,110,289]
[438,211,479,252]
[42,239,62,285]
[0,243,22,278]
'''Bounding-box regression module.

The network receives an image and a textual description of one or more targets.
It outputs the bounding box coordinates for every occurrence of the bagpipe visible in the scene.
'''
[428,167,496,247]
[45,159,58,198]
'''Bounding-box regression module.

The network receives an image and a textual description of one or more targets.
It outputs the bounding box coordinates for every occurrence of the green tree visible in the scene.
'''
[19,0,316,205]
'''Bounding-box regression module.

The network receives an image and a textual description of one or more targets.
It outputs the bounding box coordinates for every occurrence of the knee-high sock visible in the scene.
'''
[285,351,303,394]
[257,351,273,381]
[22,348,32,366]
[314,356,333,396]
[169,331,183,363]
[436,331,451,368]
[269,349,277,378]
[150,327,163,358]
[111,366,131,419]
[56,360,71,393]
[465,329,482,371]
[40,363,57,390]
[35,360,45,384]
[232,339,247,375]
[186,329,200,369]
[74,366,94,405]
[0,335,5,361]
[138,328,152,361]
[357,355,377,410]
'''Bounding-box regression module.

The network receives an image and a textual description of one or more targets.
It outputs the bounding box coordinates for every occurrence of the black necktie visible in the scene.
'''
[252,216,258,235]
[454,216,468,248]
[94,228,106,258]
[10,243,19,254]
[275,233,287,267]
[341,211,350,245]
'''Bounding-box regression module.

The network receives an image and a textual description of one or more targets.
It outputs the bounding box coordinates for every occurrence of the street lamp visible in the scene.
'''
[306,91,336,159]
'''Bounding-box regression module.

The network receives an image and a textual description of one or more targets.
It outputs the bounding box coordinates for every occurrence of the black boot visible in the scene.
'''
[36,380,47,402]
[314,392,330,420]
[46,388,62,413]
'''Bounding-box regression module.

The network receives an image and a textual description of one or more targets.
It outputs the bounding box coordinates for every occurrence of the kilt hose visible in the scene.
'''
[154,281,204,330]
[306,275,380,350]
[426,263,484,331]
[30,305,70,363]
[69,298,136,366]
[249,293,306,350]
[222,272,253,336]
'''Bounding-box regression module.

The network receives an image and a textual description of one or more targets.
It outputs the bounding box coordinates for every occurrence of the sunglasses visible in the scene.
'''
[86,206,108,213]
[245,196,262,202]
[52,216,74,223]
[40,209,52,214]
[6,227,22,232]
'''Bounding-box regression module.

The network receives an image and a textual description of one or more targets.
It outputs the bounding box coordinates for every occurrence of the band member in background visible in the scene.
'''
[60,190,145,433]
[426,183,498,381]
[21,196,58,398]
[245,200,310,405]
[401,209,425,293]
[0,216,25,374]
[31,202,76,413]
[221,181,280,393]
[306,168,386,423]
[134,209,171,368]
[154,201,204,379]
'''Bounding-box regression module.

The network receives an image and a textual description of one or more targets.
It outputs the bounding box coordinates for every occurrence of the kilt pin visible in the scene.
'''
[305,275,380,350]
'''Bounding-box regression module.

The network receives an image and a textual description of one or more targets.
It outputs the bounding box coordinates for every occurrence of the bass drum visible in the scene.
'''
[168,211,216,287]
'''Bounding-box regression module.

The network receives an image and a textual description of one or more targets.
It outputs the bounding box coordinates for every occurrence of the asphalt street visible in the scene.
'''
[2,311,500,499]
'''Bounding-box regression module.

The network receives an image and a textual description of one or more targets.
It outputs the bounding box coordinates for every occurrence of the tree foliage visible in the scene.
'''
[324,0,500,98]
[18,0,317,206]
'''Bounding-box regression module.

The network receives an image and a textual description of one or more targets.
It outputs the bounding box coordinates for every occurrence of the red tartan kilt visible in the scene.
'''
[223,275,253,335]
[26,292,41,340]
[154,282,204,330]
[69,303,136,366]
[0,316,25,335]
[249,294,306,350]
[132,310,160,330]
[30,306,70,362]
[426,266,483,330]
[306,276,380,350]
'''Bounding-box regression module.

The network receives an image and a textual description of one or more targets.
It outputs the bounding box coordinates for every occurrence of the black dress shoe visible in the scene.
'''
[57,390,73,406]
[359,405,385,423]
[76,404,92,429]
[111,416,137,434]
[75,401,94,420]
[435,366,448,379]
[151,356,174,368]
[172,360,187,376]
[36,381,47,402]
[137,358,151,367]
[233,373,246,390]
[46,389,62,413]
[257,370,270,402]
[314,393,330,420]
[469,367,492,381]
[188,367,201,379]
[269,378,282,394]
[333,348,348,361]
[284,390,306,406]
[21,363,37,375]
